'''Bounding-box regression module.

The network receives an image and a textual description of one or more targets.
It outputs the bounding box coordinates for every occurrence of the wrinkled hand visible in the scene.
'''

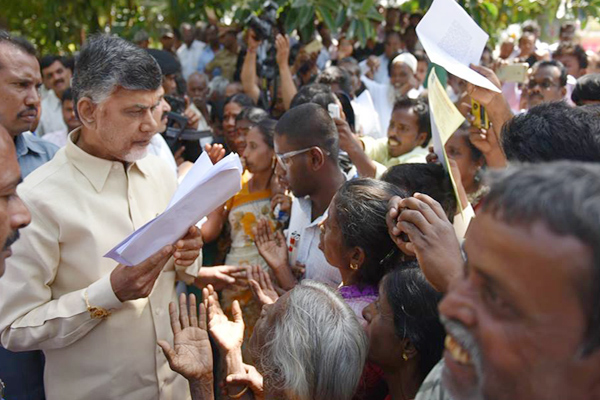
[386,194,463,292]
[174,226,203,267]
[225,363,265,400]
[204,286,245,352]
[158,293,213,382]
[334,117,361,153]
[270,193,292,215]
[195,265,247,291]
[248,265,279,307]
[253,218,289,272]
[275,34,290,67]
[204,143,226,164]
[110,245,175,302]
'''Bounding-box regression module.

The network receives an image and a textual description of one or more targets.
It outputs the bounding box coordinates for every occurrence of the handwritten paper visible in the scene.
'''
[416,0,501,93]
[105,152,243,266]
[428,69,465,213]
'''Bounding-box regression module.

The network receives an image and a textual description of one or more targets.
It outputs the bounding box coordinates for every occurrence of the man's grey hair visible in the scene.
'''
[481,161,600,356]
[71,34,162,111]
[208,76,229,99]
[256,280,368,400]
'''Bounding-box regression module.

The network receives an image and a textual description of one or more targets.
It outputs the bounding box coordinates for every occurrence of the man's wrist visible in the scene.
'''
[224,347,245,375]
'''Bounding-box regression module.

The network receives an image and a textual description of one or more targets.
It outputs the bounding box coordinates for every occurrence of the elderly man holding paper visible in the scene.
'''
[0,35,225,400]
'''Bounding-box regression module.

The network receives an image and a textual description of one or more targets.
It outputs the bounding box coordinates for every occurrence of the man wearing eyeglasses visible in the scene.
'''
[523,60,568,110]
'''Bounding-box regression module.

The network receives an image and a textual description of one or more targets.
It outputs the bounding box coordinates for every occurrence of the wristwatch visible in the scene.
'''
[84,290,112,320]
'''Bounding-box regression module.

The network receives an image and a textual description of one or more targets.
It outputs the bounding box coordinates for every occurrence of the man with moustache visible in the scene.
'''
[390,162,600,400]
[0,34,203,399]
[37,55,72,136]
[0,30,58,400]
[523,60,568,110]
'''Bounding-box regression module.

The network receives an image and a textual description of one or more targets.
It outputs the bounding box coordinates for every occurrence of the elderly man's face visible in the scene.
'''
[187,74,209,105]
[440,211,598,400]
[0,43,42,137]
[83,87,161,162]
[0,127,31,276]
[525,66,566,109]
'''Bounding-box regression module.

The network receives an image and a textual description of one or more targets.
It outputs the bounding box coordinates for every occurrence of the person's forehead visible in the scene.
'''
[0,44,41,80]
[106,86,162,106]
[465,211,592,315]
[43,60,66,72]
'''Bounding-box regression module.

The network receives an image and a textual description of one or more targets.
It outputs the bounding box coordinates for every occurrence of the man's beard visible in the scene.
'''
[3,230,20,252]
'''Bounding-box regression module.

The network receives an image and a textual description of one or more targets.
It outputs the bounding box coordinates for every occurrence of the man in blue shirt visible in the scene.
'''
[0,30,57,400]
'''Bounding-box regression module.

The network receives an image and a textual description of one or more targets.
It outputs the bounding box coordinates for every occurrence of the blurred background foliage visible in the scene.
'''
[1,0,597,54]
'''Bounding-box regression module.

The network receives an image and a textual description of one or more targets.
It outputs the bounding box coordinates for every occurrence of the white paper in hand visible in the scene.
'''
[416,0,501,93]
[104,152,243,266]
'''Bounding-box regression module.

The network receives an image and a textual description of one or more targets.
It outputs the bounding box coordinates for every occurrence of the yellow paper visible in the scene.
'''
[427,69,465,145]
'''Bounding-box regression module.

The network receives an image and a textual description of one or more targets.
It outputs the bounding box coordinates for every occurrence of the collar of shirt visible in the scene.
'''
[15,132,49,157]
[66,129,150,193]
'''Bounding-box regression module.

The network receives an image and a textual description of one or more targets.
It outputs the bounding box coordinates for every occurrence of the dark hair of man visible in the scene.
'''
[316,67,353,98]
[532,60,568,87]
[501,101,600,163]
[481,161,600,356]
[383,265,445,379]
[72,34,162,115]
[553,43,588,70]
[289,83,335,109]
[0,30,37,69]
[275,102,339,161]
[522,20,541,37]
[560,21,577,34]
[384,30,402,44]
[236,106,268,126]
[61,88,74,103]
[39,55,65,71]
[572,74,600,105]
[392,96,432,147]
[381,163,457,222]
[224,93,255,108]
[412,50,428,63]
[334,179,407,286]
[253,118,277,149]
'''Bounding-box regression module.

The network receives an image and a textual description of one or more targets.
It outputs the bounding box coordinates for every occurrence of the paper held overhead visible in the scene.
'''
[104,152,243,266]
[416,0,501,93]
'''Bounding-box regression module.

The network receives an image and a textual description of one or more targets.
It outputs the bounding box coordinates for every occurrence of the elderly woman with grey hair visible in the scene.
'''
[158,281,368,400]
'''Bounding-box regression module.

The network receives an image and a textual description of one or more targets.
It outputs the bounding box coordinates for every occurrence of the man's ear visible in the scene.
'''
[77,98,98,130]
[416,131,429,148]
[309,147,326,171]
[560,86,568,98]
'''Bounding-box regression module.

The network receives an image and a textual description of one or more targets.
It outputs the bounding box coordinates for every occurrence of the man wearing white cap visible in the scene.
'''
[361,52,421,135]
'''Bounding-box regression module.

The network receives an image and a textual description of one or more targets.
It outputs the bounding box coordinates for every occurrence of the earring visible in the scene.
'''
[402,353,409,361]
[350,262,358,270]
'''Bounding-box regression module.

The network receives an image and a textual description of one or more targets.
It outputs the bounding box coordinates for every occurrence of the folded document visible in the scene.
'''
[105,152,243,266]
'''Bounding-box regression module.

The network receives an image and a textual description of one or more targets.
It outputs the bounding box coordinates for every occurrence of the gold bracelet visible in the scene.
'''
[228,385,249,399]
[84,290,112,320]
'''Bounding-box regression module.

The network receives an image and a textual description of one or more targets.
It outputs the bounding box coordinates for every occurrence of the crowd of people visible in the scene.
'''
[1,6,600,400]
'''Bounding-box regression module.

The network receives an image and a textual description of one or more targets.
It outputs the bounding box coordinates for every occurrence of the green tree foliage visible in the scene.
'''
[1,0,597,54]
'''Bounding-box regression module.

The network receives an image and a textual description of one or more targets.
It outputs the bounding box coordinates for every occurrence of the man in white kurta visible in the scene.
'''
[0,35,202,400]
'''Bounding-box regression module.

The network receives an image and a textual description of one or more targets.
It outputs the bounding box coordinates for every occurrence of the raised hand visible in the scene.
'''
[248,265,279,307]
[275,34,290,67]
[195,265,247,291]
[253,218,289,272]
[204,286,245,352]
[158,293,214,382]
[174,226,203,267]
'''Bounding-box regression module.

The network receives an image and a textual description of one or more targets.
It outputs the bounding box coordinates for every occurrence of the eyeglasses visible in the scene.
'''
[275,146,331,171]
[527,80,561,90]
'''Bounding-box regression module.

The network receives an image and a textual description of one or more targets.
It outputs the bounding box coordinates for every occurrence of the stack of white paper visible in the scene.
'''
[416,0,501,93]
[105,152,243,266]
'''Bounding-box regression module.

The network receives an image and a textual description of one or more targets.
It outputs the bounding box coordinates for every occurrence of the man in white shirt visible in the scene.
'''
[42,88,81,148]
[37,56,72,136]
[359,31,403,85]
[0,35,203,400]
[256,104,344,289]
[177,23,206,80]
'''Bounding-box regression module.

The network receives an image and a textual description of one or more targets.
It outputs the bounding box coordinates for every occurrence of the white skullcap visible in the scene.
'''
[391,52,418,74]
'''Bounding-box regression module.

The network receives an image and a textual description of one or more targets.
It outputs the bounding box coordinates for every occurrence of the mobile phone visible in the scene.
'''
[497,63,529,83]
[471,99,489,130]
[328,103,341,119]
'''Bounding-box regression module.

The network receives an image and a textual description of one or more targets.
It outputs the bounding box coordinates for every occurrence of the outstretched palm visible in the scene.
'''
[205,289,245,352]
[158,294,213,381]
[253,219,288,270]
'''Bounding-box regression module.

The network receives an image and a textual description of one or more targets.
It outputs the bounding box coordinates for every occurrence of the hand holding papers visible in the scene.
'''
[105,152,243,266]
[416,0,501,93]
